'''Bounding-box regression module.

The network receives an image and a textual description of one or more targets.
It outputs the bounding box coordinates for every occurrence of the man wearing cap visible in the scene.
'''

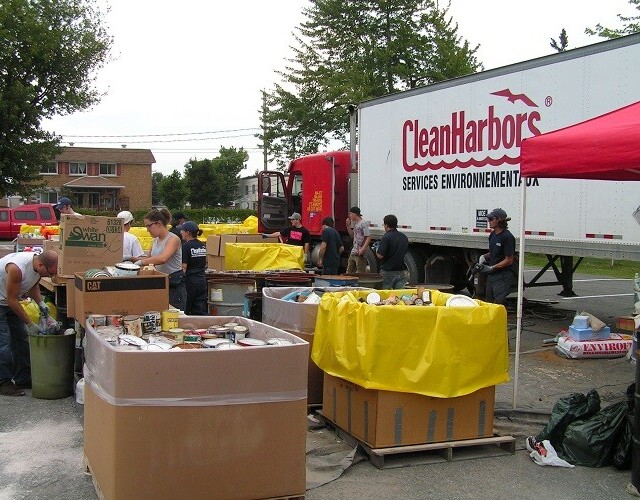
[54,197,78,217]
[117,211,144,263]
[170,212,187,242]
[263,212,311,260]
[346,207,371,274]
[477,208,516,305]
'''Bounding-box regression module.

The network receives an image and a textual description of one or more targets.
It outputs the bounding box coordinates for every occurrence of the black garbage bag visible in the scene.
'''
[558,400,629,467]
[535,389,601,447]
[612,383,635,470]
[613,413,634,469]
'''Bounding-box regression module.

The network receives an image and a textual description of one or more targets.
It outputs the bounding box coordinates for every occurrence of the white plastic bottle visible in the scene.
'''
[75,378,85,405]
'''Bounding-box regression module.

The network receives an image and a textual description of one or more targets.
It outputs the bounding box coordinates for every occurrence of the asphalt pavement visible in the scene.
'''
[0,258,639,499]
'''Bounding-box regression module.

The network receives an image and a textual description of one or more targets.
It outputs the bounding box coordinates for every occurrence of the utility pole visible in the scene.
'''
[262,90,268,171]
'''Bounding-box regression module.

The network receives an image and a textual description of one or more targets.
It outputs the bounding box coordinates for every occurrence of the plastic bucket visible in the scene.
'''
[345,273,382,289]
[28,330,76,399]
[243,292,263,321]
[313,275,360,287]
[208,279,255,317]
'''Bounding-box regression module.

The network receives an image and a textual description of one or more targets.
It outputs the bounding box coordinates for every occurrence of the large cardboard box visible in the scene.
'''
[206,234,221,255]
[74,270,169,324]
[43,239,60,254]
[262,286,368,406]
[323,373,495,448]
[220,233,278,256]
[58,215,123,276]
[84,316,308,500]
[206,254,225,270]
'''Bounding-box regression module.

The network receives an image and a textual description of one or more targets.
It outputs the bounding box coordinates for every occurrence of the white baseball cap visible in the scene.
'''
[117,210,134,224]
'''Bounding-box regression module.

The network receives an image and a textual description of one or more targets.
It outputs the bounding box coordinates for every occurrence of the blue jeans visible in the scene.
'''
[0,305,31,385]
[381,270,408,290]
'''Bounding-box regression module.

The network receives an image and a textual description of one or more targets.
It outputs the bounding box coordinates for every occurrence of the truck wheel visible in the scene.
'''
[364,248,378,272]
[404,249,426,284]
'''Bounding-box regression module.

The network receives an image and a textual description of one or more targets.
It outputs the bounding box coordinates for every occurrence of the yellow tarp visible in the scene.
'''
[224,243,304,271]
[131,216,259,252]
[311,289,509,398]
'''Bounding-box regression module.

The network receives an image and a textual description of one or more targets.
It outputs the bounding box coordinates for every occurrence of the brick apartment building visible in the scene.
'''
[38,147,155,212]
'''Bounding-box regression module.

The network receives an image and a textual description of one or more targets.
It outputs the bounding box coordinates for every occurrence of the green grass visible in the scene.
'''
[524,253,640,279]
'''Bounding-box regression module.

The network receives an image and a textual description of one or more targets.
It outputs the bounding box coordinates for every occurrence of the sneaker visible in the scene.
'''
[0,381,25,397]
[14,380,32,390]
[525,436,537,453]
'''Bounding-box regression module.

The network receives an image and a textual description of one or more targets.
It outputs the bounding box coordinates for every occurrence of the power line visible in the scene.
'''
[67,133,258,144]
[60,127,261,138]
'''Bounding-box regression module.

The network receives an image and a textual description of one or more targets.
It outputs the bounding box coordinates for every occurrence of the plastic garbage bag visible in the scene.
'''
[613,414,633,470]
[535,389,601,447]
[528,439,575,468]
[38,314,61,335]
[558,400,629,467]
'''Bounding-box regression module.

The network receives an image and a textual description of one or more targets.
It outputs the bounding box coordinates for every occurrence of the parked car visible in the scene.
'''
[0,203,58,240]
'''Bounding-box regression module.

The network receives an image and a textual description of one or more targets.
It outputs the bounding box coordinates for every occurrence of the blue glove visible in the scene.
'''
[478,264,494,274]
[38,300,49,317]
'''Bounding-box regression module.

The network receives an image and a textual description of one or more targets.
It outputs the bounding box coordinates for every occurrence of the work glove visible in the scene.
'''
[134,260,143,267]
[371,241,380,253]
[261,233,270,239]
[478,264,494,274]
[26,322,42,336]
[38,300,49,317]
[479,254,487,265]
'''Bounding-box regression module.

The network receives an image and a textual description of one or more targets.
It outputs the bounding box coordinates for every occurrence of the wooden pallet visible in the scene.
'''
[316,411,515,469]
[83,454,105,500]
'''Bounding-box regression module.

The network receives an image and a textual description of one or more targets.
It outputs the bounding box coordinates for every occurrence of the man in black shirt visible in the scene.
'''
[376,214,409,289]
[318,217,344,275]
[264,212,311,263]
[477,207,516,305]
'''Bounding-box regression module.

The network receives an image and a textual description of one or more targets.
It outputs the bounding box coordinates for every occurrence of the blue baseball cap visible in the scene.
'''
[177,221,199,233]
[54,197,72,210]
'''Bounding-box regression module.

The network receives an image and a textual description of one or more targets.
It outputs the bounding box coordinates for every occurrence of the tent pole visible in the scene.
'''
[514,177,527,410]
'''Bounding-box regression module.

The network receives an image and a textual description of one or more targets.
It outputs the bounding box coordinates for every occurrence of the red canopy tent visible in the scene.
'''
[509,101,640,408]
[521,100,640,181]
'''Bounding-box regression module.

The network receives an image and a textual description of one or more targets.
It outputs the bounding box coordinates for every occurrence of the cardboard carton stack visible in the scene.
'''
[83,316,308,500]
[206,233,279,270]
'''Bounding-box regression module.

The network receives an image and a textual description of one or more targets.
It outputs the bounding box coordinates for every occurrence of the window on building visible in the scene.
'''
[251,185,256,194]
[244,185,249,195]
[40,161,58,175]
[99,163,116,176]
[69,162,87,175]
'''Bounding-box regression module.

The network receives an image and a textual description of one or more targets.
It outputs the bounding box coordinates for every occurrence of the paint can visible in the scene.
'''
[161,309,179,331]
[122,315,143,337]
[87,314,106,328]
[231,325,248,343]
[143,311,161,334]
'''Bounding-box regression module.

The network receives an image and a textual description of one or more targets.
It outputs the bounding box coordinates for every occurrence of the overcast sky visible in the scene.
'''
[43,0,632,176]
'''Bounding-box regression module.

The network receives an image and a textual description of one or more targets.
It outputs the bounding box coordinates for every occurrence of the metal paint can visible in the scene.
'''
[161,309,179,331]
[167,328,185,342]
[183,330,200,342]
[122,315,143,337]
[87,314,106,328]
[106,315,123,327]
[231,325,248,344]
[144,311,162,334]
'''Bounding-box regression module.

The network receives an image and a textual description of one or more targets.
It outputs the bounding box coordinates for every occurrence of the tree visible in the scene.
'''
[0,0,112,197]
[159,170,188,210]
[259,0,481,168]
[550,28,569,52]
[151,171,163,206]
[585,0,640,38]
[184,147,249,207]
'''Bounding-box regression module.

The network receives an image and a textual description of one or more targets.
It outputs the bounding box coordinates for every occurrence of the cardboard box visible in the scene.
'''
[262,286,368,406]
[74,270,169,324]
[58,215,124,276]
[616,315,637,332]
[322,373,495,448]
[206,255,225,270]
[220,234,278,256]
[206,235,221,256]
[43,239,60,254]
[84,316,308,500]
[15,236,45,252]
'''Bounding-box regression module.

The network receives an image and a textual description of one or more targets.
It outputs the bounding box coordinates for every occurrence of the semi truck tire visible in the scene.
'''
[404,249,426,284]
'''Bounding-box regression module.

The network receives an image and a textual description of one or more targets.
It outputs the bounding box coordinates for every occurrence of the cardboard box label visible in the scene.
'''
[76,276,167,293]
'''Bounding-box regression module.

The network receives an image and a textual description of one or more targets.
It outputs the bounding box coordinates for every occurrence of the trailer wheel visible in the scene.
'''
[364,248,378,272]
[404,249,426,284]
